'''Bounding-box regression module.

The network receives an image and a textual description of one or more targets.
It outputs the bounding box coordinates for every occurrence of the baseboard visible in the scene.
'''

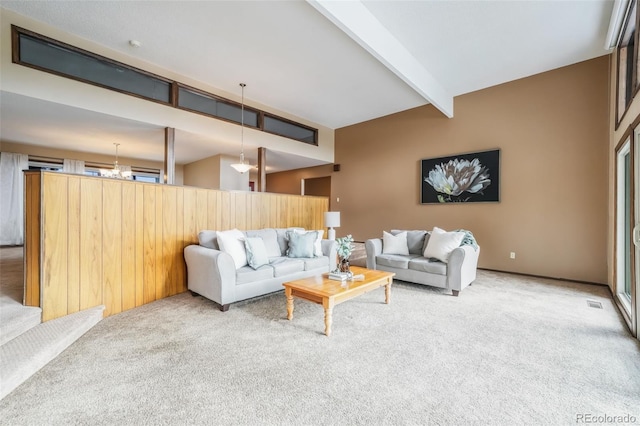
[478,268,607,287]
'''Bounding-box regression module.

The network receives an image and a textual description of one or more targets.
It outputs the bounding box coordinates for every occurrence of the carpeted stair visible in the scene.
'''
[0,304,41,347]
[0,305,104,400]
[0,246,106,400]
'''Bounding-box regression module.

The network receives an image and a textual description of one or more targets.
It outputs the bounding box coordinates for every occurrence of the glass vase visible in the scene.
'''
[339,258,350,273]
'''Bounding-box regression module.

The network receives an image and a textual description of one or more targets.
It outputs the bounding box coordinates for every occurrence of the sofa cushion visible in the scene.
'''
[216,229,247,269]
[244,237,270,270]
[293,229,324,257]
[236,265,274,285]
[382,231,409,255]
[376,253,420,269]
[198,230,219,250]
[286,231,318,258]
[408,257,447,276]
[391,230,427,255]
[245,229,281,258]
[304,256,329,271]
[424,227,465,263]
[270,257,305,277]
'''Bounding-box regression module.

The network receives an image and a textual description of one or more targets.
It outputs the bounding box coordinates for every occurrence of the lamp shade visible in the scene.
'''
[324,211,340,228]
[230,162,253,174]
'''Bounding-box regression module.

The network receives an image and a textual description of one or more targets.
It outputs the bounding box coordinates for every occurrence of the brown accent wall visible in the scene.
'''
[333,57,610,284]
[305,176,331,197]
[267,164,334,195]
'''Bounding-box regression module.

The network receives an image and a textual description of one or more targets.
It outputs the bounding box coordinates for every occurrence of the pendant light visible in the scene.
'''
[100,143,132,179]
[230,83,253,174]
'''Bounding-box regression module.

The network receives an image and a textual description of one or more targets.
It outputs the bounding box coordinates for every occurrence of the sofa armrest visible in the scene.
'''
[447,245,480,291]
[321,239,337,269]
[365,238,383,269]
[184,244,237,306]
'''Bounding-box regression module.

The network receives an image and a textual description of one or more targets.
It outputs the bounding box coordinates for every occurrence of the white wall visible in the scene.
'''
[219,155,250,191]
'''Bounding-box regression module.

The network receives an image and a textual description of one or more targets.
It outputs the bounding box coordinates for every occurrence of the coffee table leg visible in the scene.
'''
[323,298,333,337]
[285,287,294,320]
[385,278,391,304]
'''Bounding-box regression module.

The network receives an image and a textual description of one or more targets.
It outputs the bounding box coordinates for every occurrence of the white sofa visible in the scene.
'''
[365,229,480,296]
[184,228,337,311]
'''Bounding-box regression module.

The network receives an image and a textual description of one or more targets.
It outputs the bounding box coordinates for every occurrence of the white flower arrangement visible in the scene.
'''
[425,158,491,203]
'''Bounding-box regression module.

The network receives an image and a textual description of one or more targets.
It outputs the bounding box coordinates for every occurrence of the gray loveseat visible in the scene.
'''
[365,229,480,296]
[184,228,336,311]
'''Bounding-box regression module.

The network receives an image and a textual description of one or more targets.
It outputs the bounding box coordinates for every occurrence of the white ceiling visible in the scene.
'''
[0,0,615,171]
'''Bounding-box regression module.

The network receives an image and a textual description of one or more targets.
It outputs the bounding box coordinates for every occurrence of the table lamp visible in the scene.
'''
[324,211,340,240]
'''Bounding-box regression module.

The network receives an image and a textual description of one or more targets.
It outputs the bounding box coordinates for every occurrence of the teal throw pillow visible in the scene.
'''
[244,237,269,270]
[286,231,318,258]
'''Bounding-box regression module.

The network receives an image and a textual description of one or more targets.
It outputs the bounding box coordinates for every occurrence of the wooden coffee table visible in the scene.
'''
[282,266,395,336]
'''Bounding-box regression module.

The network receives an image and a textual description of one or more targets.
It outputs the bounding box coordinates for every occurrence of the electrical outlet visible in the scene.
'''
[337,197,340,202]
[510,252,516,259]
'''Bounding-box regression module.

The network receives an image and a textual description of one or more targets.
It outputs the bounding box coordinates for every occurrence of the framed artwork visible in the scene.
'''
[421,149,500,204]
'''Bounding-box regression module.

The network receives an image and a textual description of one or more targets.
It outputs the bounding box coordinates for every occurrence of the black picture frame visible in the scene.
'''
[421,149,500,204]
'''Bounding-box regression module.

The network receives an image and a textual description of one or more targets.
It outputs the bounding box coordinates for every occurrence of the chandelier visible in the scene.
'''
[100,143,132,179]
[230,83,253,174]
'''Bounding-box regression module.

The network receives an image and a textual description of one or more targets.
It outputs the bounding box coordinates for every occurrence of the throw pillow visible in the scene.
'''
[391,230,427,255]
[276,227,304,256]
[382,230,409,255]
[244,237,269,270]
[286,230,318,258]
[245,229,281,257]
[216,229,248,269]
[423,227,465,263]
[197,230,219,250]
[294,229,324,257]
[313,229,325,257]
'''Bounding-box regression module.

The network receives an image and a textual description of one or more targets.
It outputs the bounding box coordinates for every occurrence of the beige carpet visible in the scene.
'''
[0,247,103,400]
[0,246,23,303]
[0,270,638,425]
[0,247,41,346]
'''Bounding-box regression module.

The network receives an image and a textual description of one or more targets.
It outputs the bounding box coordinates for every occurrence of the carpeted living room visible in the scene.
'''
[0,245,638,425]
[1,1,640,425]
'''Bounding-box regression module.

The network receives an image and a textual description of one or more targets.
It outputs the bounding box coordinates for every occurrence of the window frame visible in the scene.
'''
[26,156,160,182]
[28,159,62,172]
[262,112,318,145]
[11,25,319,146]
[84,162,161,182]
[616,0,640,129]
[176,82,261,130]
[12,25,174,107]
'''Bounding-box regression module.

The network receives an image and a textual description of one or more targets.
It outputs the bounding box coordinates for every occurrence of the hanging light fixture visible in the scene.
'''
[100,143,132,179]
[230,83,253,174]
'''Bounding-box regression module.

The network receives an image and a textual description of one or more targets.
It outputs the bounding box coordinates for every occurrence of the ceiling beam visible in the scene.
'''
[605,0,630,50]
[307,0,453,118]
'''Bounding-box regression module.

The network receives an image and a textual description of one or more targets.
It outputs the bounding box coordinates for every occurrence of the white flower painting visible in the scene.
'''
[421,150,500,203]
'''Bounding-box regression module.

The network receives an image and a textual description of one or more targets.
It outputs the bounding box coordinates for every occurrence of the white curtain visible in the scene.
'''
[0,152,29,245]
[63,159,85,174]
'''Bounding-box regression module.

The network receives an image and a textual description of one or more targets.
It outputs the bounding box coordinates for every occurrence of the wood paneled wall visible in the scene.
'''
[24,172,41,307]
[24,171,328,322]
